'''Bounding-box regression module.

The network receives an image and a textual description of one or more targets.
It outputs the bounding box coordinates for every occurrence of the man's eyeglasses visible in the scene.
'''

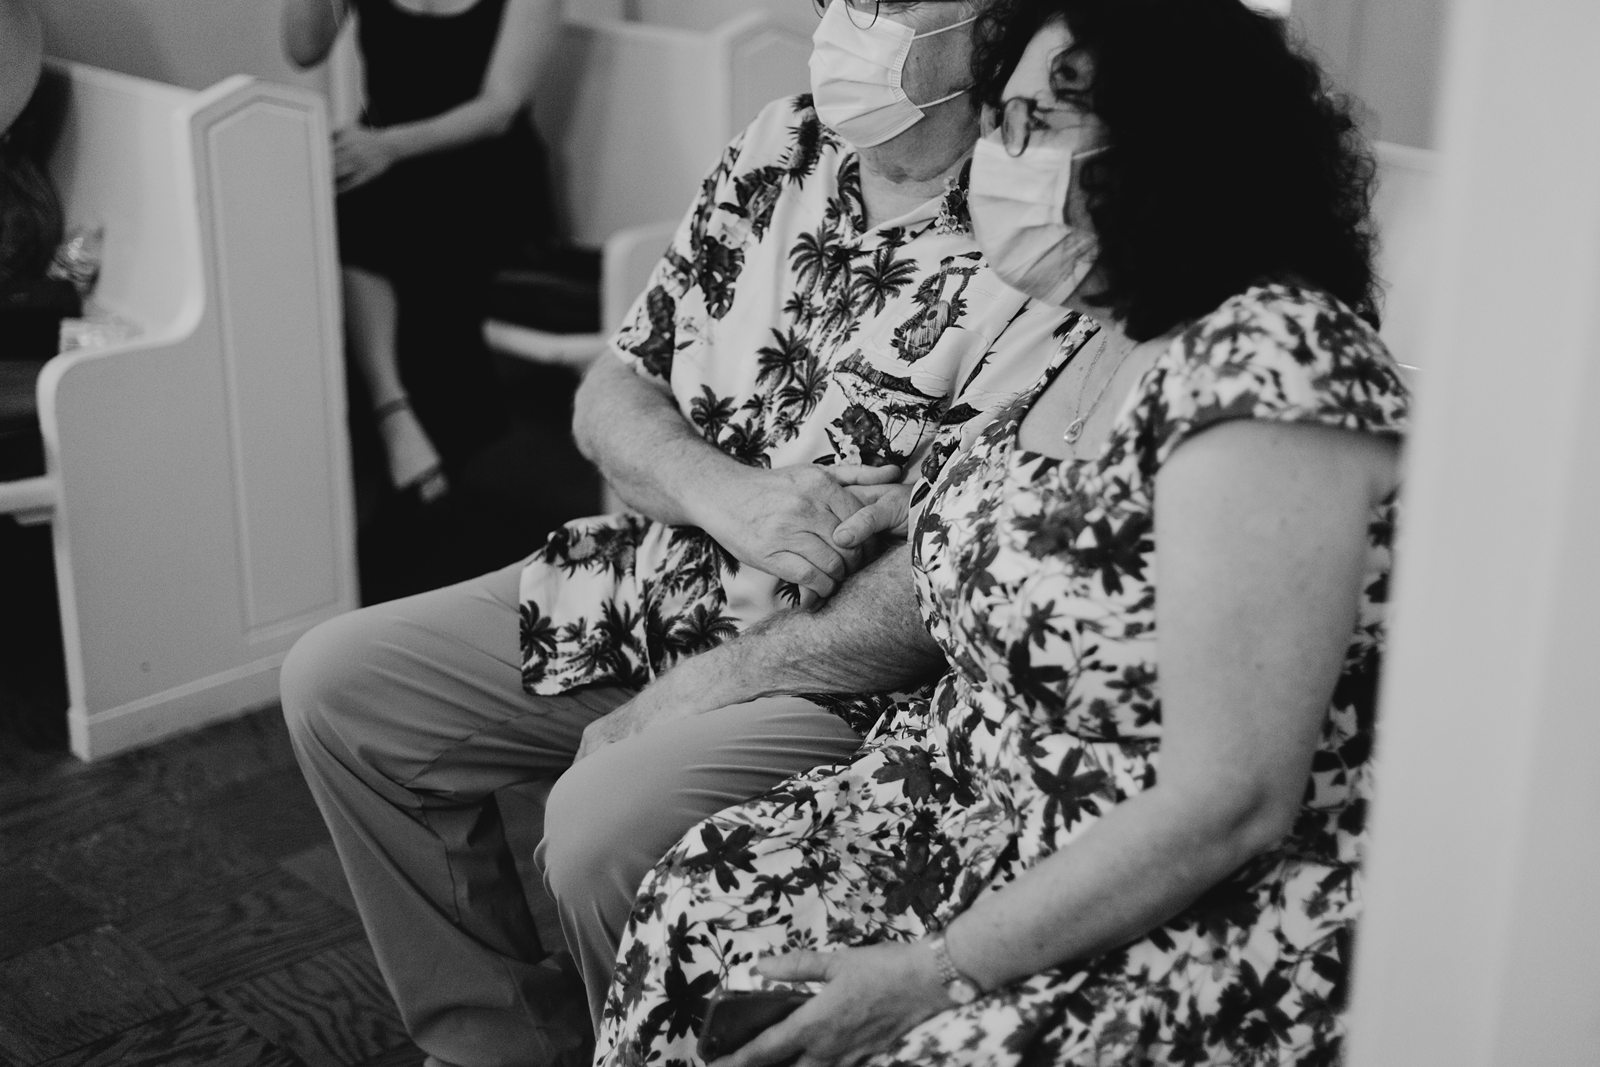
[810,1,971,26]
[811,0,880,24]
[983,96,1089,157]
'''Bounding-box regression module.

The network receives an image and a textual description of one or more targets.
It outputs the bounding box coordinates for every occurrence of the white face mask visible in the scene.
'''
[809,2,977,149]
[968,133,1105,306]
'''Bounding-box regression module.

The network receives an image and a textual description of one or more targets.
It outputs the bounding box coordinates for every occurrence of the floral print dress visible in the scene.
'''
[594,283,1410,1067]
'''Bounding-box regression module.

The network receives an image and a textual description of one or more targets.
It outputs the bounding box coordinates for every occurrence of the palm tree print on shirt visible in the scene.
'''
[513,94,1079,706]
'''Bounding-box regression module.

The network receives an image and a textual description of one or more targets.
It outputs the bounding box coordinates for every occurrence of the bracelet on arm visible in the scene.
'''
[929,929,983,1006]
[374,396,412,423]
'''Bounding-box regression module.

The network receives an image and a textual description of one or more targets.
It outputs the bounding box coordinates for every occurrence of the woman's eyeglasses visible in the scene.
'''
[983,97,1089,157]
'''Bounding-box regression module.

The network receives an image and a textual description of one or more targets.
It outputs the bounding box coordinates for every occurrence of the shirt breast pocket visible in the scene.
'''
[825,345,947,468]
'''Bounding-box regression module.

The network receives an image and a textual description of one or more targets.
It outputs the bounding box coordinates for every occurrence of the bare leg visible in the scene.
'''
[343,265,449,501]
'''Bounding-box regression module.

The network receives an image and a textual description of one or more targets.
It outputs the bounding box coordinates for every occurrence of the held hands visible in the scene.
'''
[333,126,399,192]
[698,464,902,605]
[709,944,950,1067]
[829,464,914,549]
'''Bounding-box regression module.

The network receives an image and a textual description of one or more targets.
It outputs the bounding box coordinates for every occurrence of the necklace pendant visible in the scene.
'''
[1063,417,1085,445]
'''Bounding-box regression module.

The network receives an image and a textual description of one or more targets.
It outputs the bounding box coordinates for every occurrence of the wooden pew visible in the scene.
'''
[0,61,355,760]
[482,8,811,366]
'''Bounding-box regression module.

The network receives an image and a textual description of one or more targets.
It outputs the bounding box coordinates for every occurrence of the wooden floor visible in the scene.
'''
[0,703,593,1067]
[0,359,602,1066]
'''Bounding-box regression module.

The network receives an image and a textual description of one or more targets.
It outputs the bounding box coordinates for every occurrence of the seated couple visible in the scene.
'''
[283,0,1409,1065]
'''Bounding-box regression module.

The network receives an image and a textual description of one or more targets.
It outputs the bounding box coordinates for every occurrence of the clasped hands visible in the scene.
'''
[698,461,914,607]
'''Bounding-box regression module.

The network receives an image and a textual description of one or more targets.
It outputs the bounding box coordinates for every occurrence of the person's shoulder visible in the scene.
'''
[1172,281,1390,378]
[1152,282,1409,440]
[735,93,842,161]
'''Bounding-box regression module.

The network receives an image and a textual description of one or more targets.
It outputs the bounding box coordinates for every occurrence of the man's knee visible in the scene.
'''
[541,756,646,912]
[280,608,391,757]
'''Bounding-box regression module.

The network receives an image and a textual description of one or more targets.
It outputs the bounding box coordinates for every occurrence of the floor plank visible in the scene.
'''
[192,766,334,865]
[279,845,359,914]
[0,927,202,1064]
[0,867,99,962]
[25,796,275,924]
[350,1043,426,1067]
[0,764,166,869]
[211,940,413,1067]
[119,867,365,993]
[125,711,304,808]
[33,1000,305,1067]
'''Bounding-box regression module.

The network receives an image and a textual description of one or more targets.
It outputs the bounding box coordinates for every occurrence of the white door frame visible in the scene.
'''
[1347,0,1600,1062]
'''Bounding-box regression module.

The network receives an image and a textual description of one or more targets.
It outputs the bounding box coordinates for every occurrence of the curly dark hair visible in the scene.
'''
[971,0,1378,340]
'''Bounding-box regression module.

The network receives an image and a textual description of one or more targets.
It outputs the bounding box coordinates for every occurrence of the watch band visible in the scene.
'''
[930,931,982,1003]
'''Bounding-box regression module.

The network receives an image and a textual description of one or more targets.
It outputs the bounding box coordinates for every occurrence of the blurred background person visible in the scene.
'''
[280,0,559,527]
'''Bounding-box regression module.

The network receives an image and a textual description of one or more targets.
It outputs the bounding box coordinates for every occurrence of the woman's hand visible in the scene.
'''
[333,126,400,192]
[710,944,950,1067]
[830,464,913,548]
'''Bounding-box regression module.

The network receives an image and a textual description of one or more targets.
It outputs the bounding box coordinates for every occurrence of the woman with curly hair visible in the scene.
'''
[593,0,1408,1063]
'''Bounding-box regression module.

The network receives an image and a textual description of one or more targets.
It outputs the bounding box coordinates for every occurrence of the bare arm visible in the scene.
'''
[308,0,562,189]
[574,541,943,759]
[281,0,347,69]
[934,421,1398,984]
[373,0,559,159]
[667,542,941,704]
[572,350,744,528]
[726,420,1401,1067]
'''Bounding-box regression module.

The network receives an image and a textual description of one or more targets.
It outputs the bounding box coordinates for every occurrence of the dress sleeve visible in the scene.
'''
[1145,285,1410,471]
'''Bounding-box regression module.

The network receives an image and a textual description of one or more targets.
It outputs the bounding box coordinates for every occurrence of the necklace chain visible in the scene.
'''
[1062,330,1131,446]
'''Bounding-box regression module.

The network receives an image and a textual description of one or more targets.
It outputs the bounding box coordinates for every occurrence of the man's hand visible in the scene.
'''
[696,464,901,603]
[333,126,399,192]
[574,683,693,763]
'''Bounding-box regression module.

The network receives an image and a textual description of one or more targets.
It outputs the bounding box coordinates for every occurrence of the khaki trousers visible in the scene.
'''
[281,558,860,1067]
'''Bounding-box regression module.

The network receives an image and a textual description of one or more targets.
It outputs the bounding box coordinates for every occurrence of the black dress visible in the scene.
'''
[337,0,549,466]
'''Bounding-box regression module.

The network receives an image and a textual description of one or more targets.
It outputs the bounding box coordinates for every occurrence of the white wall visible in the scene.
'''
[35,0,323,95]
[1294,0,1443,148]
[1346,0,1600,1061]
[631,0,813,37]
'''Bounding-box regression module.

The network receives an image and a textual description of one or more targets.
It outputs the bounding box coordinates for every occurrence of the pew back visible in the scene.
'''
[0,61,354,760]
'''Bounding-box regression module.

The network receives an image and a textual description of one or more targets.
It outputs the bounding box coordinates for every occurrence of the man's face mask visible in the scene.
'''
[808,1,977,149]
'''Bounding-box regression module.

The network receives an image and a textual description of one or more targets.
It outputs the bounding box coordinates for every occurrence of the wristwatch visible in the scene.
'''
[929,931,983,1006]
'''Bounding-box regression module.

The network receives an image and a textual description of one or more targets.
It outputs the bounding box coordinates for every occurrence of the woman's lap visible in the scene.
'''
[597,739,1356,1067]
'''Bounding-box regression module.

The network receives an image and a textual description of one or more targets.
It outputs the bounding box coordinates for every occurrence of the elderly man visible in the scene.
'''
[281,2,1087,1064]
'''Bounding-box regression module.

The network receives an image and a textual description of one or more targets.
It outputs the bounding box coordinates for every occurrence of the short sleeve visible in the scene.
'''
[606,126,751,384]
[1145,284,1410,470]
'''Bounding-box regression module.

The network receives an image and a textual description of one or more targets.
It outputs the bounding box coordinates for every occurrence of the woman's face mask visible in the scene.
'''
[968,19,1105,307]
[968,129,1106,307]
[809,1,978,149]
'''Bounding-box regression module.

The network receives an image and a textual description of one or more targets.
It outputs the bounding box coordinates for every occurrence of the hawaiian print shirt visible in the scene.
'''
[517,94,1077,698]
